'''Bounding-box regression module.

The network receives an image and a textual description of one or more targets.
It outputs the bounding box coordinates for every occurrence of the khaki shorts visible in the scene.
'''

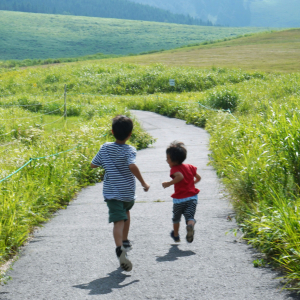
[106,199,135,223]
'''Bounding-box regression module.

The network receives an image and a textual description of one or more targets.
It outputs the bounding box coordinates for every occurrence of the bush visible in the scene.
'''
[67,104,82,117]
[17,97,43,113]
[207,89,239,112]
[43,102,63,115]
[185,112,207,128]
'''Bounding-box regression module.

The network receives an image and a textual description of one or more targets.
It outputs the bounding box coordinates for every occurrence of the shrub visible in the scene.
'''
[17,97,43,113]
[43,102,63,115]
[66,104,82,117]
[207,89,239,112]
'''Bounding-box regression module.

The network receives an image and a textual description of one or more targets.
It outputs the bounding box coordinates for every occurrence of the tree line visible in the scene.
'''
[129,0,251,26]
[0,0,213,26]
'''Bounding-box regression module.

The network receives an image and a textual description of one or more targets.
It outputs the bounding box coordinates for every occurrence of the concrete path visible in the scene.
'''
[0,110,298,300]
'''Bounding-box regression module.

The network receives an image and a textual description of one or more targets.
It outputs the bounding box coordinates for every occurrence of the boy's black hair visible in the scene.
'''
[166,141,187,164]
[112,115,133,141]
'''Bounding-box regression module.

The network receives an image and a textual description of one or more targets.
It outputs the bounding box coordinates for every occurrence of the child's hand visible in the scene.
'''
[142,182,150,192]
[162,182,171,189]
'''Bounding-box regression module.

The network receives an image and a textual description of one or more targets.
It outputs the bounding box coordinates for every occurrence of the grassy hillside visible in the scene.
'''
[121,29,300,73]
[0,0,210,26]
[0,62,259,267]
[1,60,300,287]
[0,10,269,60]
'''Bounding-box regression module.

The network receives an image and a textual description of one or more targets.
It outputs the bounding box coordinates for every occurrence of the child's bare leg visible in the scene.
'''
[173,222,180,236]
[123,211,130,241]
[113,220,125,247]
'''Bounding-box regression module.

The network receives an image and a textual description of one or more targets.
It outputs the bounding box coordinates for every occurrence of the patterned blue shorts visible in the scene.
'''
[172,199,197,224]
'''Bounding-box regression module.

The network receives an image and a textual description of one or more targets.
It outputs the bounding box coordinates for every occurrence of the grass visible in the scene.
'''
[0,10,270,61]
[120,29,300,73]
[0,90,155,266]
[1,48,300,288]
[0,53,120,69]
[126,78,300,288]
[0,62,264,96]
[0,62,262,267]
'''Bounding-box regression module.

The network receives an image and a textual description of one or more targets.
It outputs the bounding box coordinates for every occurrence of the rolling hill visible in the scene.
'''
[120,29,300,73]
[0,0,209,26]
[0,10,268,61]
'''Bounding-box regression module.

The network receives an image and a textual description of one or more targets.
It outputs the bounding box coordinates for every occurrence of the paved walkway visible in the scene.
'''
[0,111,298,300]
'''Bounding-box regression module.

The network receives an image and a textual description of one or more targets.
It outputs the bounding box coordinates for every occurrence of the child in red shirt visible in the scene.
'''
[162,141,201,243]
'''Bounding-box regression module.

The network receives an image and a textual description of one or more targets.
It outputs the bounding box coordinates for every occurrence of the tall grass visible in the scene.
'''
[0,94,154,264]
[2,60,300,288]
[0,53,120,69]
[0,62,263,96]
[118,69,300,287]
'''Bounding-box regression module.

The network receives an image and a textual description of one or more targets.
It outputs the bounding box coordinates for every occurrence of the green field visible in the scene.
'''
[1,59,300,287]
[121,29,300,73]
[0,10,270,60]
[2,25,300,288]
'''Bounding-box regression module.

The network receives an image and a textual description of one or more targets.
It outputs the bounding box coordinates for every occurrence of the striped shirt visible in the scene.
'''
[91,142,136,202]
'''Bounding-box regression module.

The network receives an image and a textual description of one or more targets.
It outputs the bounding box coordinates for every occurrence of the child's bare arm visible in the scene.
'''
[91,163,99,168]
[129,164,150,192]
[162,172,184,189]
[194,172,201,184]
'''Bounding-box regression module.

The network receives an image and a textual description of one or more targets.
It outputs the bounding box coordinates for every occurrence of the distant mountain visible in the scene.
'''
[129,0,251,26]
[1,0,297,27]
[129,0,300,27]
[250,0,300,27]
[0,0,212,26]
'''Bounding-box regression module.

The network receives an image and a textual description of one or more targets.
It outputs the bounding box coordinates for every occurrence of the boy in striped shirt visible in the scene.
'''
[162,141,201,243]
[91,115,150,271]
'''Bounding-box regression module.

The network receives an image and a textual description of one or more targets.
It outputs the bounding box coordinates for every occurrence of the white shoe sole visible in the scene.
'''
[119,248,132,271]
[186,225,194,243]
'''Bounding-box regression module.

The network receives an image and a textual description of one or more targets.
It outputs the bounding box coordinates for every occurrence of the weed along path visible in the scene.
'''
[0,111,297,300]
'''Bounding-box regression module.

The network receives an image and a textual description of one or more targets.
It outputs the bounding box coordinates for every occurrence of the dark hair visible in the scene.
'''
[112,115,133,141]
[166,141,187,164]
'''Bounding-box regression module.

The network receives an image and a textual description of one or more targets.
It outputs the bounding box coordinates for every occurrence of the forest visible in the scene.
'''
[130,0,300,27]
[130,0,251,26]
[0,0,212,26]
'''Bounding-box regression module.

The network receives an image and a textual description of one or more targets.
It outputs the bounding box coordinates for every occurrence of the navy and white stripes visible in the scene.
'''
[92,142,136,202]
[172,200,197,224]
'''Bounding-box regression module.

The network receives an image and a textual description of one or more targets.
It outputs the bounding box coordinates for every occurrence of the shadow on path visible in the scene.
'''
[156,244,196,262]
[73,268,139,295]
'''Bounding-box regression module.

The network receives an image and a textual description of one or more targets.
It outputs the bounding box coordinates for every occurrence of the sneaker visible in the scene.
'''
[186,224,194,243]
[170,231,180,242]
[122,240,132,252]
[116,246,132,272]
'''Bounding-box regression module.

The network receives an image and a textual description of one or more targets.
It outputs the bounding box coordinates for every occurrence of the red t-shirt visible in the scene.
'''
[170,164,200,199]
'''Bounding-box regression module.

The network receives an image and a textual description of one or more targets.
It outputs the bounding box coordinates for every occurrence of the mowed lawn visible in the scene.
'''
[121,29,300,73]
